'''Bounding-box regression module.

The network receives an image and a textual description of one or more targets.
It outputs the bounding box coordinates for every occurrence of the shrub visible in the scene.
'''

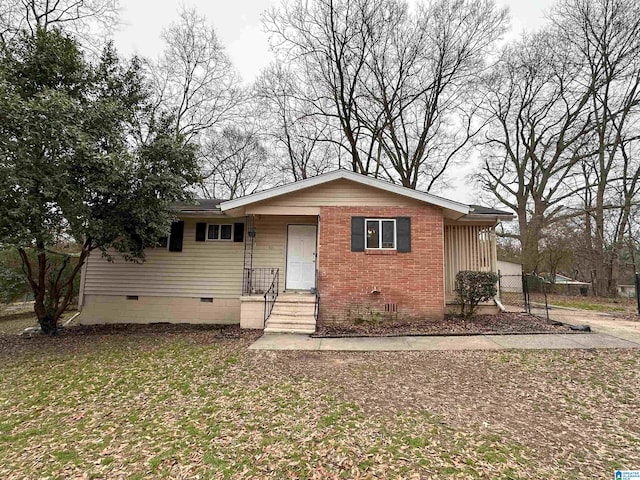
[455,271,498,319]
[0,248,30,306]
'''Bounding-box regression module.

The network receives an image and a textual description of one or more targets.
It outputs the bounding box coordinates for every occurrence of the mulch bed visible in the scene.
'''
[315,312,577,337]
[6,322,262,340]
[61,323,258,338]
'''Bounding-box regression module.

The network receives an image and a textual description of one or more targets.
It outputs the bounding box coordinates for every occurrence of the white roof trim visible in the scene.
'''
[219,169,469,214]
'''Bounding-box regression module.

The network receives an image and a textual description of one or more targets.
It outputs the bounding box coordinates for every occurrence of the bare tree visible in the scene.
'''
[265,0,507,189]
[0,0,119,48]
[553,0,640,295]
[200,127,272,200]
[145,6,271,199]
[147,6,244,144]
[478,31,600,272]
[254,62,336,181]
[264,0,381,175]
[362,0,507,189]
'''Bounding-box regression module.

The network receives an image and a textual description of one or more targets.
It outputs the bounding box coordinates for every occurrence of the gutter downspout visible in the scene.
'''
[62,312,81,327]
[494,297,506,313]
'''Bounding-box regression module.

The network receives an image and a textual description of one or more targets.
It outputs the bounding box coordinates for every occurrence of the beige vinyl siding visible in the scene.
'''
[82,218,244,299]
[249,179,425,209]
[444,223,497,298]
[251,215,317,293]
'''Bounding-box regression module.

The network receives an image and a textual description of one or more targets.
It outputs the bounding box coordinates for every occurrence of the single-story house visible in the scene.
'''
[543,273,591,296]
[617,284,637,299]
[77,169,513,333]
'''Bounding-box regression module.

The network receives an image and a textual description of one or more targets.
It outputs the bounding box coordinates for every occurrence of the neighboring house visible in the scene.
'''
[78,170,513,333]
[497,260,523,294]
[617,284,637,299]
[497,260,523,277]
[544,273,591,296]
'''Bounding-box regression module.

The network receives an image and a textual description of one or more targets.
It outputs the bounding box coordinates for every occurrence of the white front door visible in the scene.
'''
[286,225,317,290]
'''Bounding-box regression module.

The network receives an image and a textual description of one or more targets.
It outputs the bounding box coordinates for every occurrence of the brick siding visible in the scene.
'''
[318,206,445,328]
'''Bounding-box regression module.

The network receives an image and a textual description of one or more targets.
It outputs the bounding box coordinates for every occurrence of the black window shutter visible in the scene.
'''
[397,217,411,252]
[351,217,365,252]
[195,222,207,242]
[233,222,244,242]
[169,221,184,252]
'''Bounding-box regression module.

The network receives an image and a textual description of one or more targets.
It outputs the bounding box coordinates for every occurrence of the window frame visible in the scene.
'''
[206,223,234,242]
[365,218,397,250]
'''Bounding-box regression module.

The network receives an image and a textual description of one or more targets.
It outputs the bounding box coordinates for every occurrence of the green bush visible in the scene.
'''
[455,270,498,319]
[0,248,30,305]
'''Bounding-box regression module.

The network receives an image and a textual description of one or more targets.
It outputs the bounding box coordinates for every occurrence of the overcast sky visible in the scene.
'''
[113,0,556,83]
[112,0,557,203]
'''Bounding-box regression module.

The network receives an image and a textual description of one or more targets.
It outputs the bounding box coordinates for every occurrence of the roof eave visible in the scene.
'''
[175,210,225,217]
[458,214,514,222]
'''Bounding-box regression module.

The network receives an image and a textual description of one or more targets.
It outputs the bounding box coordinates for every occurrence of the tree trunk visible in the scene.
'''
[519,209,542,274]
[38,310,59,335]
[593,187,609,297]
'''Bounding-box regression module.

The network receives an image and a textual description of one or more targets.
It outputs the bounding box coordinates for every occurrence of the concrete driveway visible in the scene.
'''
[546,307,640,344]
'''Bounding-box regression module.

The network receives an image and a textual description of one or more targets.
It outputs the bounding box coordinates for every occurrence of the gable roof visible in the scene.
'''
[219,169,470,215]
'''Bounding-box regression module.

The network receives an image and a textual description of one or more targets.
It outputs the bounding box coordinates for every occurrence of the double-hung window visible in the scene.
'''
[207,224,233,241]
[365,219,396,250]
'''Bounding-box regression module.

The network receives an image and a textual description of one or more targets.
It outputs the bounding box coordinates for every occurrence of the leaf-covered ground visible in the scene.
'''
[317,312,575,336]
[1,325,638,479]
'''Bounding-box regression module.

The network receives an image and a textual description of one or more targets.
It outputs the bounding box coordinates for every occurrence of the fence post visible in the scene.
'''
[498,270,502,301]
[543,276,550,322]
[636,272,640,315]
[522,273,529,313]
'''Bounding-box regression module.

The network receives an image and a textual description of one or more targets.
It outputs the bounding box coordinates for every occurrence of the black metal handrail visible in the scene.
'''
[263,269,279,326]
[243,267,278,295]
[313,268,320,325]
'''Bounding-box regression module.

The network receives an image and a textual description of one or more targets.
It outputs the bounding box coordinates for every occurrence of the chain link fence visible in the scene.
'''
[498,272,550,321]
[499,271,640,317]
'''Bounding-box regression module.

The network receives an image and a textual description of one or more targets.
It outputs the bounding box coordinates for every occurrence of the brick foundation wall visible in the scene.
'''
[318,206,445,328]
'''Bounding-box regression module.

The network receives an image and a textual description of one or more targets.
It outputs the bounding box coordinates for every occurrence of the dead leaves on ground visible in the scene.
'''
[0,329,638,479]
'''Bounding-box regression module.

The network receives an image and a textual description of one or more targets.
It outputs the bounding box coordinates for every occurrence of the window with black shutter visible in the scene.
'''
[396,217,411,252]
[195,222,207,242]
[351,217,365,251]
[352,216,411,253]
[168,221,184,252]
[233,222,244,242]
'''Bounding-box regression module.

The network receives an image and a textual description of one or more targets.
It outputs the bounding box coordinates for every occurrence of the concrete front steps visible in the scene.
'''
[264,293,317,334]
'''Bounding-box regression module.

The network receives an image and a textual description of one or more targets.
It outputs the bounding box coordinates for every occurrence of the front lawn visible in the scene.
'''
[1,325,638,479]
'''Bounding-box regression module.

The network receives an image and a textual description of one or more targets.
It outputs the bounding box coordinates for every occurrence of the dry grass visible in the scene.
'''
[0,308,78,335]
[544,294,637,313]
[0,325,638,479]
[0,311,39,335]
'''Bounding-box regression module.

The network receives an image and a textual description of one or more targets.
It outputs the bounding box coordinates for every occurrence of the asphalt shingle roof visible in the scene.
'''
[468,204,513,216]
[173,199,224,212]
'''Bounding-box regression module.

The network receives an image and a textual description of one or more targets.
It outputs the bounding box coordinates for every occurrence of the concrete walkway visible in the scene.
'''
[249,332,640,351]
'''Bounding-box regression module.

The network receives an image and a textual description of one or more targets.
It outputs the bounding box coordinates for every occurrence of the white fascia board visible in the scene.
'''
[219,169,470,214]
